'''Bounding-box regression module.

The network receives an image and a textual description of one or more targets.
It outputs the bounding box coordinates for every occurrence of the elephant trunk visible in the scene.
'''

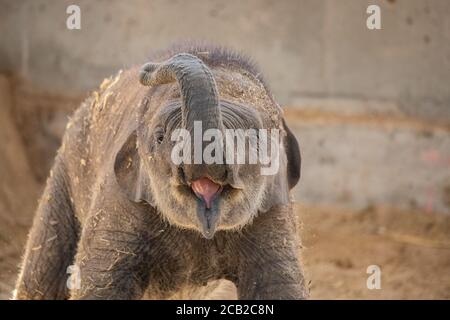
[139,53,222,132]
[139,53,226,183]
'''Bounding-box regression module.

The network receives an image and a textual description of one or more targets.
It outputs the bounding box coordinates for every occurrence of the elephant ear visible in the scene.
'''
[283,118,301,189]
[114,131,154,205]
[260,119,301,212]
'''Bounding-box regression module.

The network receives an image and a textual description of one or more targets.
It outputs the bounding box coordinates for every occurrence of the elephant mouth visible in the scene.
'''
[191,177,223,209]
[172,178,239,239]
[188,177,225,239]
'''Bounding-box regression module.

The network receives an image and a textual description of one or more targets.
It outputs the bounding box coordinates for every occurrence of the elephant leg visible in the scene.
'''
[235,205,309,300]
[70,201,153,300]
[15,159,80,299]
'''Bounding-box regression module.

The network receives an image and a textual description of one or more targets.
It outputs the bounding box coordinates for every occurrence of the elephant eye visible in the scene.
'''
[154,127,164,144]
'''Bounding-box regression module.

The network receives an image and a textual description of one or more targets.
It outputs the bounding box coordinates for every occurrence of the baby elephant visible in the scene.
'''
[15,45,308,300]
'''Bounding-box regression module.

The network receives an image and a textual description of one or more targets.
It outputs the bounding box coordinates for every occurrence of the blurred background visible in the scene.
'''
[0,0,449,299]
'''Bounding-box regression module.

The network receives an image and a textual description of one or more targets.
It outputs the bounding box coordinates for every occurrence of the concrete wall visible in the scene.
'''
[0,0,449,213]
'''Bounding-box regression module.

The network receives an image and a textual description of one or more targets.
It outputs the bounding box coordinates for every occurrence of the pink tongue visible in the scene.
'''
[191,178,221,209]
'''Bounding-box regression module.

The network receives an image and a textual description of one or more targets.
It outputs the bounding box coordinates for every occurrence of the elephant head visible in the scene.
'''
[114,53,301,239]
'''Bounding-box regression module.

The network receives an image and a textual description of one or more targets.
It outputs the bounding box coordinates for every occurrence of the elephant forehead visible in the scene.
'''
[154,98,263,131]
[214,68,269,102]
[214,70,281,127]
[144,67,280,126]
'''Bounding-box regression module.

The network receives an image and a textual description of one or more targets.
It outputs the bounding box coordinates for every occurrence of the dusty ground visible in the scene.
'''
[1,203,449,300]
[300,204,450,299]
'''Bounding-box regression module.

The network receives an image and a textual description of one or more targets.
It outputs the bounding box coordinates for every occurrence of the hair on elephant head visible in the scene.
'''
[114,52,301,239]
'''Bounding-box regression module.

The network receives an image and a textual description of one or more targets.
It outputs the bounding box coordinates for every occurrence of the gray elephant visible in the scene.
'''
[14,44,308,300]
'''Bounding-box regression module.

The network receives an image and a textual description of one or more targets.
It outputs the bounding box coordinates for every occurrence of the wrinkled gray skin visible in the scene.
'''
[14,47,308,300]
